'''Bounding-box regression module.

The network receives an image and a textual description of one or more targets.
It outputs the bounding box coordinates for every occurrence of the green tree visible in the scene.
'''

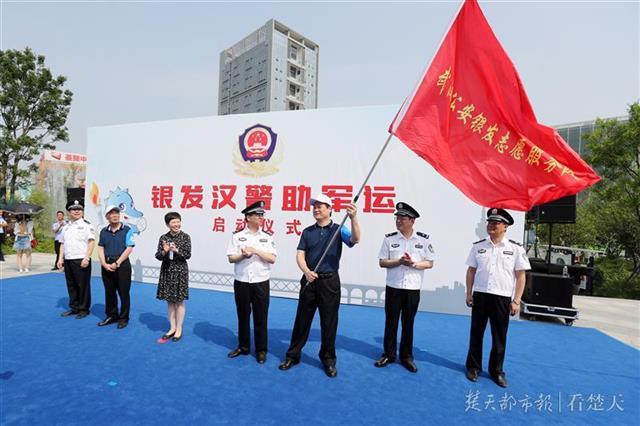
[0,47,73,203]
[584,103,640,284]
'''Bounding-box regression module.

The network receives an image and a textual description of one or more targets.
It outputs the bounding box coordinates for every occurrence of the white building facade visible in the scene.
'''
[218,19,319,115]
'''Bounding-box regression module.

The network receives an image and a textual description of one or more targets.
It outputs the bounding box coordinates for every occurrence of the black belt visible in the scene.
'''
[317,272,336,279]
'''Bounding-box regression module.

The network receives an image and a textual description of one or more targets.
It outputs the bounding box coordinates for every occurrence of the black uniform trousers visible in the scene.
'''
[383,286,421,360]
[286,273,341,367]
[64,259,92,313]
[0,233,5,261]
[101,258,132,320]
[54,241,62,266]
[233,279,270,353]
[465,291,511,377]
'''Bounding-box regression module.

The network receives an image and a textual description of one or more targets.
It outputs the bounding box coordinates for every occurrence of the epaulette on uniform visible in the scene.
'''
[83,219,91,224]
[233,228,244,234]
[473,238,486,244]
[385,231,398,237]
[416,232,429,239]
[263,230,274,236]
[509,239,523,246]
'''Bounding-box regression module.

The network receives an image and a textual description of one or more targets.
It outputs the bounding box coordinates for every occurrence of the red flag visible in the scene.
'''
[389,0,600,211]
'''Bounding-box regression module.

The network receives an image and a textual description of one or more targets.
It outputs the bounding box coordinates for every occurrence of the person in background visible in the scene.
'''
[0,209,7,262]
[52,210,67,270]
[13,214,34,272]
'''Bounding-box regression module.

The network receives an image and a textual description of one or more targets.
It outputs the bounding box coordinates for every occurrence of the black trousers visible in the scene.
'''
[0,233,5,261]
[101,259,132,320]
[465,291,511,377]
[286,273,341,366]
[383,286,421,360]
[54,241,62,266]
[64,259,92,313]
[234,279,270,352]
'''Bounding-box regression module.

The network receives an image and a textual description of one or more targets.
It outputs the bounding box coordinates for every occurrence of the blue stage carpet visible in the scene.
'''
[1,274,638,425]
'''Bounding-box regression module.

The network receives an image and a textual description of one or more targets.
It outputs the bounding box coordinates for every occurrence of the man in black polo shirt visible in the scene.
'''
[279,193,360,378]
[97,205,135,329]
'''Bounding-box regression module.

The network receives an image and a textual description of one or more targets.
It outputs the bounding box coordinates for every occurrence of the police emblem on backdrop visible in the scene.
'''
[233,124,283,178]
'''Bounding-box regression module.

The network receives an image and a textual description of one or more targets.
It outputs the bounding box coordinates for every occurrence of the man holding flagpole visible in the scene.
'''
[278,194,360,378]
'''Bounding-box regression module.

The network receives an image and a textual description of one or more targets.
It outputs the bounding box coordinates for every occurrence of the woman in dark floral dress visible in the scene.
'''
[155,212,191,342]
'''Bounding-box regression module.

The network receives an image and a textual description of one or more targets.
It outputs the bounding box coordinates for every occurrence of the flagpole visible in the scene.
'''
[302,132,394,290]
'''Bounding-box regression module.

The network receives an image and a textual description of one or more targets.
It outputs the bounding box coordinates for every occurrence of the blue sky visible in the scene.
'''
[1,0,638,154]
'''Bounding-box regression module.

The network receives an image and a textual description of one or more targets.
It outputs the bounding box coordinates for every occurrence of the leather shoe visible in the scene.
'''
[75,312,89,319]
[117,320,128,329]
[172,335,182,342]
[97,317,116,327]
[278,358,299,371]
[324,365,338,378]
[228,348,250,358]
[401,359,418,373]
[493,374,508,388]
[256,351,267,364]
[160,331,175,340]
[61,310,78,317]
[466,369,479,382]
[374,355,394,368]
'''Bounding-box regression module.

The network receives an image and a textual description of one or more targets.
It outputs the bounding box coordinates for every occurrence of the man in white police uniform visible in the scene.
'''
[465,207,530,388]
[375,202,434,373]
[226,201,277,364]
[57,200,96,319]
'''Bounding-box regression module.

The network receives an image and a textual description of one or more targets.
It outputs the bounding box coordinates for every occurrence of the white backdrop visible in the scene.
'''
[85,105,525,315]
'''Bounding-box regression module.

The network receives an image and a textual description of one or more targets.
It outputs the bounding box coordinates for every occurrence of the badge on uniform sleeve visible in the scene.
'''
[428,244,434,253]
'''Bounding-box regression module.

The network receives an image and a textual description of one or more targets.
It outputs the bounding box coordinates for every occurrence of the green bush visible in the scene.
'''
[592,257,640,300]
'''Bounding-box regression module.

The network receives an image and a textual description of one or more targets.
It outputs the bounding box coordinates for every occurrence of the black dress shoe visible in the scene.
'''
[160,331,176,340]
[493,374,508,388]
[324,365,338,378]
[97,317,116,327]
[75,312,89,319]
[374,355,395,368]
[278,358,299,371]
[466,369,479,382]
[117,320,128,329]
[256,351,267,364]
[172,335,182,342]
[227,348,250,358]
[401,359,418,373]
[61,310,78,317]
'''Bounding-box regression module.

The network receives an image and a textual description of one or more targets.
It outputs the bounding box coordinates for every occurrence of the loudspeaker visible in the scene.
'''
[523,272,573,308]
[526,195,576,224]
[66,187,85,207]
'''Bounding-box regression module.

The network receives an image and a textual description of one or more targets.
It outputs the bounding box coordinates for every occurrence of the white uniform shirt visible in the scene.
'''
[60,218,95,260]
[465,238,531,298]
[378,231,435,290]
[0,217,6,234]
[52,220,68,242]
[226,228,277,283]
